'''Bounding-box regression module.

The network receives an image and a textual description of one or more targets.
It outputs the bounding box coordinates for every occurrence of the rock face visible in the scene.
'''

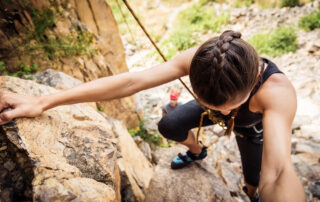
[0,75,155,202]
[29,69,83,90]
[223,1,320,40]
[112,119,154,202]
[29,69,154,201]
[0,0,140,128]
[0,131,34,201]
[146,146,232,202]
[0,76,121,201]
[27,69,97,110]
[133,136,153,162]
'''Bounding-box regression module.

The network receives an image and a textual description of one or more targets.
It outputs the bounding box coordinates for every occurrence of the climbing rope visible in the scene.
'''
[121,0,238,143]
[115,0,135,43]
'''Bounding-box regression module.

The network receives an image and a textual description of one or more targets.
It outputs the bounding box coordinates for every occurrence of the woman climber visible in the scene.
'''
[0,30,306,202]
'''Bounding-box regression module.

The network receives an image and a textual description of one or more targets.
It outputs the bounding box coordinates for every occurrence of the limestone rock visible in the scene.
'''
[309,181,320,199]
[295,140,320,154]
[0,0,140,128]
[27,69,97,110]
[29,69,82,90]
[133,136,153,162]
[0,76,120,201]
[145,146,232,202]
[217,162,242,195]
[113,120,153,202]
[224,1,320,39]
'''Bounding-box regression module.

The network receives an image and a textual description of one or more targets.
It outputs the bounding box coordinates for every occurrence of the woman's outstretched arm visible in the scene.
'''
[0,47,197,125]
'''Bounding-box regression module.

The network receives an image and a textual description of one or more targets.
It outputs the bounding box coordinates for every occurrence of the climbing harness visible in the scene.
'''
[121,0,239,143]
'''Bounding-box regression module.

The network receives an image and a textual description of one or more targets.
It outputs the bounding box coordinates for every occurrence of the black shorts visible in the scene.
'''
[158,100,263,187]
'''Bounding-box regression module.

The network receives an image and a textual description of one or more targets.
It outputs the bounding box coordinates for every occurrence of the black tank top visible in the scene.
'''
[234,58,283,128]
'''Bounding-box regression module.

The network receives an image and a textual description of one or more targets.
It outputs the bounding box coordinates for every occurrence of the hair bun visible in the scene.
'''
[222,36,233,43]
[220,30,242,40]
[232,31,241,39]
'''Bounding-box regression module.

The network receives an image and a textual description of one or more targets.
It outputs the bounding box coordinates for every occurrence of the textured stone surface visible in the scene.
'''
[27,69,97,110]
[217,161,242,195]
[146,146,232,202]
[0,0,140,128]
[0,76,120,201]
[0,131,34,201]
[133,136,153,162]
[29,69,82,90]
[113,120,153,202]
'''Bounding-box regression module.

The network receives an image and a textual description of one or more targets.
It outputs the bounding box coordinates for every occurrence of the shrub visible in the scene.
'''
[248,26,298,56]
[176,4,215,31]
[268,26,298,54]
[234,0,255,8]
[169,28,197,51]
[0,61,39,78]
[248,32,271,54]
[31,8,55,41]
[208,12,230,33]
[128,120,163,146]
[280,0,299,7]
[299,11,320,31]
[151,3,230,60]
[176,4,229,33]
[199,0,216,5]
[21,8,97,59]
[0,61,6,73]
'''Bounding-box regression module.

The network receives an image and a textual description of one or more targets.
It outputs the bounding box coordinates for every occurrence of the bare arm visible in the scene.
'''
[257,74,306,201]
[0,47,198,124]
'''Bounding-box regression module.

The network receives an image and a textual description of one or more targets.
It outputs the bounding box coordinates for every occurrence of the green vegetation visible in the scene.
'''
[200,0,276,8]
[153,3,230,60]
[26,29,97,59]
[176,4,229,33]
[0,61,38,78]
[162,0,193,3]
[199,0,217,6]
[26,8,97,59]
[30,8,55,40]
[234,0,255,8]
[280,0,299,7]
[129,120,163,146]
[299,9,320,31]
[248,26,298,56]
[254,0,279,9]
[1,5,98,77]
[106,0,143,44]
[97,107,105,113]
[199,0,314,9]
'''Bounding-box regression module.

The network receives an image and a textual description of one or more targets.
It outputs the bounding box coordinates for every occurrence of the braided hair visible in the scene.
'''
[189,30,260,107]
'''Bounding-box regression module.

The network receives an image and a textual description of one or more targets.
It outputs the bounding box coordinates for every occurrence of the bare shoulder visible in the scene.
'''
[254,73,297,116]
[169,46,199,75]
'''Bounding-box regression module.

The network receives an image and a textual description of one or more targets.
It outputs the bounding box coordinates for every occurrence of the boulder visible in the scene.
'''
[0,0,140,128]
[133,136,153,162]
[217,162,242,195]
[145,146,232,202]
[29,69,82,90]
[27,69,97,110]
[295,140,320,155]
[0,76,121,201]
[112,120,153,202]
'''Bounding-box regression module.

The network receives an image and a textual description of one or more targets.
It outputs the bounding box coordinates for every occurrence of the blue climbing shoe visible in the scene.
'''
[243,186,260,202]
[171,146,207,169]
